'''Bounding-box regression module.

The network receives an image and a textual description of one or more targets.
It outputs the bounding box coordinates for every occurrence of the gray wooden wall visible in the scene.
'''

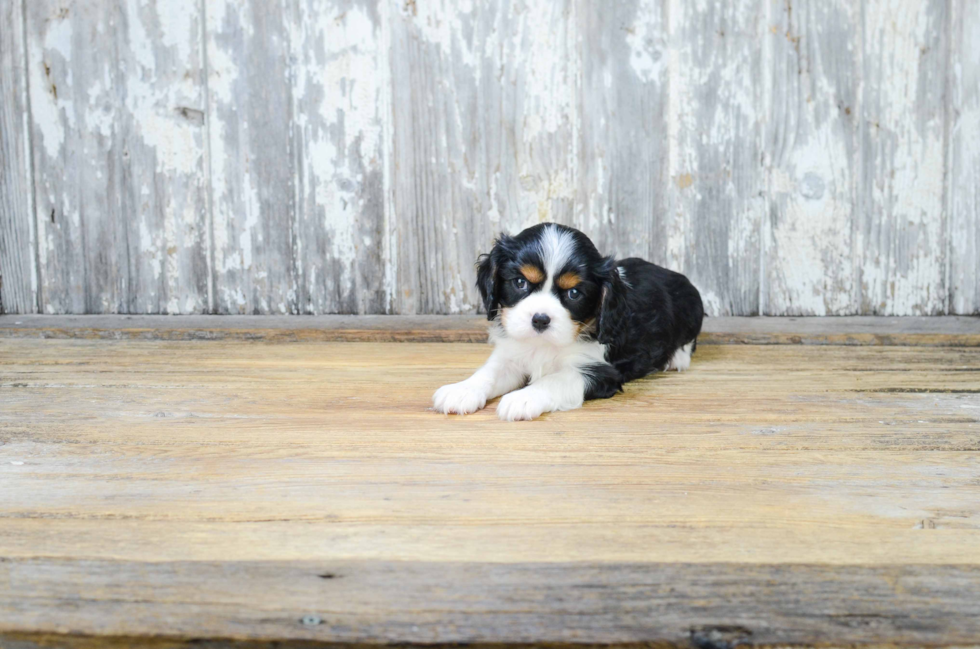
[1,0,978,316]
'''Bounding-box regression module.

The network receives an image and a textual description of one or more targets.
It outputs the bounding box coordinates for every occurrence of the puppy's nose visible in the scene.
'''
[531,313,551,332]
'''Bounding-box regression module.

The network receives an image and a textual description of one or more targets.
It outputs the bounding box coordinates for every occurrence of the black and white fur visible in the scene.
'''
[433,223,704,421]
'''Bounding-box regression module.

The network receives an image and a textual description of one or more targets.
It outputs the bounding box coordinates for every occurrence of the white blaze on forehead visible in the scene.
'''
[538,225,576,289]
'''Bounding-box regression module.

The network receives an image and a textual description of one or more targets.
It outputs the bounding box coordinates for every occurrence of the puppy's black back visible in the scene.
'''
[606,258,703,381]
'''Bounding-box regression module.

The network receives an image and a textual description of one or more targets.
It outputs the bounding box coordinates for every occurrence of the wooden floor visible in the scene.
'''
[1,327,980,646]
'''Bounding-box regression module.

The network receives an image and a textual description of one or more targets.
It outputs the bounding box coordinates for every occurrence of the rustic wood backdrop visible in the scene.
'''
[1,0,978,316]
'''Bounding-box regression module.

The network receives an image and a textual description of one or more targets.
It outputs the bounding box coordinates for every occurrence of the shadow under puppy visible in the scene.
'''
[433,223,704,421]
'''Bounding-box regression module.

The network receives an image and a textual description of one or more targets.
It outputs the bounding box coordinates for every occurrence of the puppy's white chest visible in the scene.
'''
[495,337,607,383]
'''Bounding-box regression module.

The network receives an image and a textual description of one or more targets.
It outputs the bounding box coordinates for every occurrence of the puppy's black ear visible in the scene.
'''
[476,254,497,320]
[476,234,512,320]
[596,257,629,347]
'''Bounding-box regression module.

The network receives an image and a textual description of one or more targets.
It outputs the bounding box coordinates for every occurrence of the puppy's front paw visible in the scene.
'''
[433,381,487,415]
[497,387,550,421]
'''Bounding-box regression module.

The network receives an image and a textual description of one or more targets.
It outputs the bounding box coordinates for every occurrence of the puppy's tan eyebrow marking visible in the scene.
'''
[557,272,581,289]
[520,264,544,283]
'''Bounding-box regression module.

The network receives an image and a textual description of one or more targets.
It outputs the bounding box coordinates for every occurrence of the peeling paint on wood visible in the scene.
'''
[666,0,766,316]
[575,0,667,276]
[387,0,579,315]
[206,0,386,315]
[286,0,387,315]
[2,0,977,315]
[26,0,210,314]
[765,0,861,316]
[948,0,980,314]
[858,0,948,316]
[205,0,295,315]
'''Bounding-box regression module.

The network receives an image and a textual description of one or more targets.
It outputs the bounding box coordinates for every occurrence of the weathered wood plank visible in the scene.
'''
[0,314,977,346]
[387,0,578,315]
[573,0,666,266]
[284,0,386,315]
[2,342,980,545]
[206,0,387,316]
[0,0,36,315]
[765,0,861,315]
[205,0,295,314]
[858,0,948,315]
[26,0,210,314]
[948,0,980,315]
[1,339,980,642]
[4,0,974,317]
[2,560,980,645]
[0,314,491,343]
[665,0,767,317]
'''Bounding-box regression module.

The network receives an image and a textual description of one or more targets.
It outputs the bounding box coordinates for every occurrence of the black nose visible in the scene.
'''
[531,313,551,332]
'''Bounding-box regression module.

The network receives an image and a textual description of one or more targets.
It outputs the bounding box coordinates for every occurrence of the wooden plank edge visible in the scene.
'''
[0,316,976,345]
[0,327,491,343]
[3,560,980,647]
[0,633,677,649]
[1,328,979,346]
[4,633,979,649]
[700,332,980,347]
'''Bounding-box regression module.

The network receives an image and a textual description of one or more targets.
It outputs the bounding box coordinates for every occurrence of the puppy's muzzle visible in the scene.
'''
[531,313,551,333]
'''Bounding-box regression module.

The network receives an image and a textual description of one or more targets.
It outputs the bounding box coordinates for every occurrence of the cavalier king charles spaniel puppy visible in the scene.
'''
[433,223,704,421]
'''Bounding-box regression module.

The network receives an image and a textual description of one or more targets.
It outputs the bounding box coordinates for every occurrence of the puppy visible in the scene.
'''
[433,223,704,421]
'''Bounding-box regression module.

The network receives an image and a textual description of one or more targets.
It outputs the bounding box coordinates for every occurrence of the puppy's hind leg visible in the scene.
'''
[583,362,624,400]
[666,341,694,372]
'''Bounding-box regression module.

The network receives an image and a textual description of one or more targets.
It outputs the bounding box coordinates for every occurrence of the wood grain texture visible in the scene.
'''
[387,0,578,315]
[665,0,766,316]
[858,0,948,315]
[2,561,980,645]
[286,0,386,315]
[765,0,861,315]
[0,0,36,315]
[573,0,666,265]
[948,0,980,314]
[1,338,980,643]
[26,0,210,315]
[206,0,387,315]
[2,0,978,316]
[205,0,295,314]
[1,314,978,345]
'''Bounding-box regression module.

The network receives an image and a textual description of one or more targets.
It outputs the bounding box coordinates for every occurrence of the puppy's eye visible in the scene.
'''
[514,277,528,290]
[567,287,581,300]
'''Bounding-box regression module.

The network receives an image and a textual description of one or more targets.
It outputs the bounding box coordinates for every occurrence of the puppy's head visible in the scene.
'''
[477,223,624,347]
